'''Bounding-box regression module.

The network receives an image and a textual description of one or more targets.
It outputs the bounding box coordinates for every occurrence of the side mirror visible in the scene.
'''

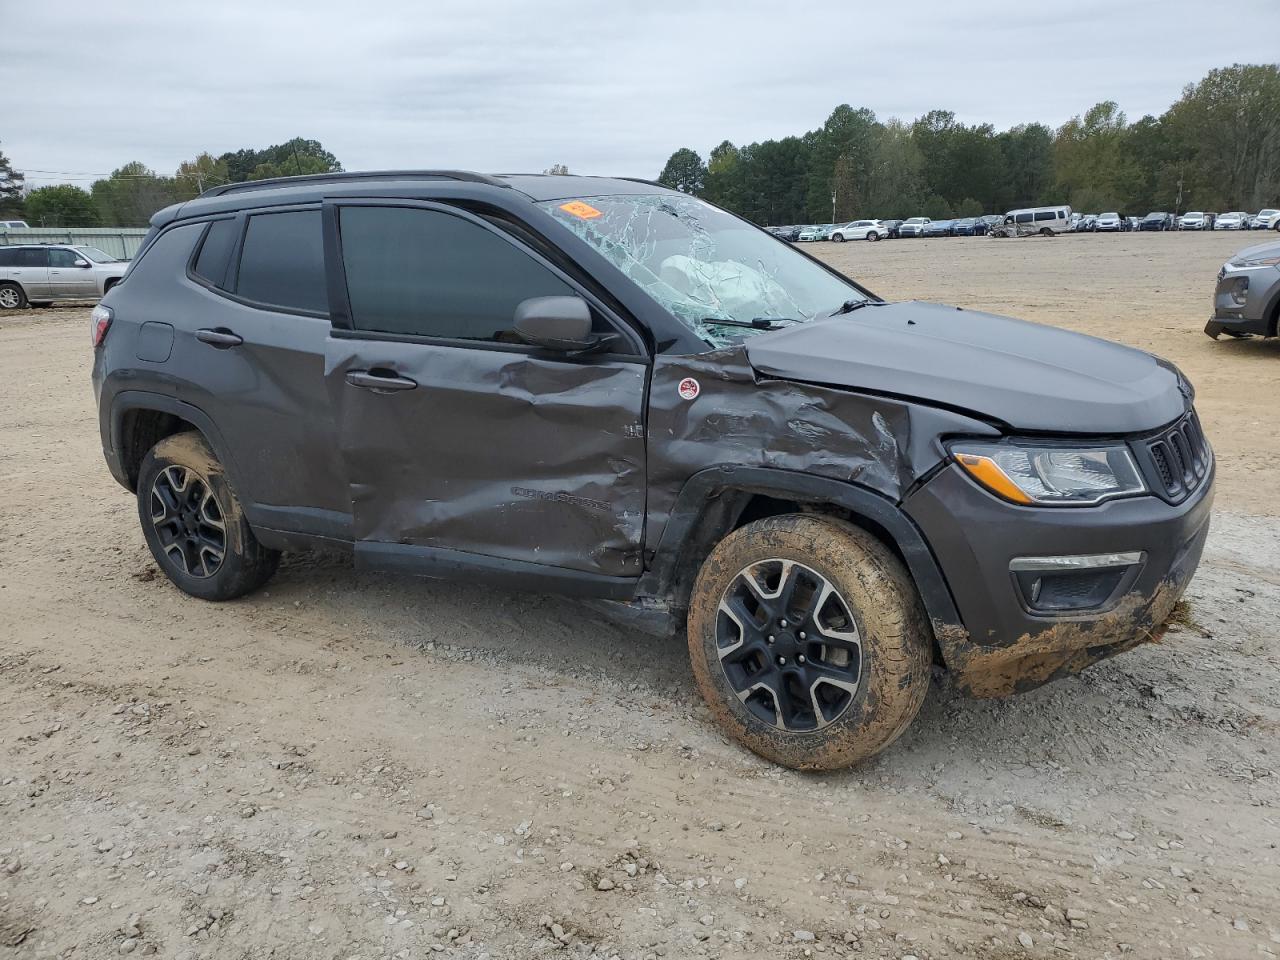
[75,259,91,268]
[513,296,615,353]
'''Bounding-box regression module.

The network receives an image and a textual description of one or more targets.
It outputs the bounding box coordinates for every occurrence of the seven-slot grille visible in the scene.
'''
[1140,410,1210,502]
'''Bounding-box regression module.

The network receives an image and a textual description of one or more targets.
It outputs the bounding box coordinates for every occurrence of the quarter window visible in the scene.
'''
[193,219,238,288]
[236,210,328,314]
[339,205,574,341]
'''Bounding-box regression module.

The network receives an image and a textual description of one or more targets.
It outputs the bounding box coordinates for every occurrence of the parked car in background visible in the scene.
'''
[976,215,1001,235]
[796,225,823,241]
[922,219,955,237]
[1204,238,1280,340]
[830,219,885,242]
[0,220,31,230]
[1249,209,1280,230]
[1178,211,1210,231]
[0,244,129,309]
[1074,214,1098,232]
[1140,212,1173,231]
[879,219,904,239]
[1095,212,1123,232]
[1215,212,1249,230]
[950,217,978,236]
[899,217,931,237]
[90,169,1214,771]
[992,206,1072,237]
[1126,216,1141,231]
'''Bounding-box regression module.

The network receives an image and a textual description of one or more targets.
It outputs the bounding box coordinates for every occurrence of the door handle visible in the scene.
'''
[346,369,418,392]
[195,328,244,348]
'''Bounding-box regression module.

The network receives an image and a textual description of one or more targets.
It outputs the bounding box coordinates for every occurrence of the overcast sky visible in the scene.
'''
[8,0,1279,188]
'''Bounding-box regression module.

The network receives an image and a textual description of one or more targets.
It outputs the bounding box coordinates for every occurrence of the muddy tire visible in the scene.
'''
[687,514,931,770]
[136,431,279,601]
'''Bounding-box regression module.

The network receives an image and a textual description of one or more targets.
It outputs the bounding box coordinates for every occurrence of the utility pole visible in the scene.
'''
[831,191,836,225]
[1175,169,1184,216]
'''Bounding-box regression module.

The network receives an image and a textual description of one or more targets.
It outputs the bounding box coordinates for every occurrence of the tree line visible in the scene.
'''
[0,138,342,228]
[656,63,1280,225]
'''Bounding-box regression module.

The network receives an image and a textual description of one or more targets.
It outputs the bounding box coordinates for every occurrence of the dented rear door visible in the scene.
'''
[324,200,648,578]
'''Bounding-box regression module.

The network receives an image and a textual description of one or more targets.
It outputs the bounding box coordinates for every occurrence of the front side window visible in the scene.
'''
[236,210,328,314]
[339,205,574,341]
[77,246,120,263]
[49,248,81,267]
[543,193,867,346]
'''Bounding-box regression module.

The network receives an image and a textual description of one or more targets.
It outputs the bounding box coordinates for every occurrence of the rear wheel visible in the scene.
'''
[136,431,279,601]
[687,514,931,770]
[867,231,880,242]
[0,282,26,310]
[1039,227,1053,237]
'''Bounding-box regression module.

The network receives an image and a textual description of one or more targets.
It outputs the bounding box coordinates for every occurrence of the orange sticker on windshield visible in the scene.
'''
[559,200,602,219]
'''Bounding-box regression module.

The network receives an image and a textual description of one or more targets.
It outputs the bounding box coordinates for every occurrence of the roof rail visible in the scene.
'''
[201,170,509,198]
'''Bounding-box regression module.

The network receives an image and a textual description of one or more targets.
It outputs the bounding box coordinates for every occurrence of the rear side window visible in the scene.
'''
[192,219,238,288]
[339,205,574,341]
[235,210,328,314]
[1033,211,1056,222]
[0,249,15,266]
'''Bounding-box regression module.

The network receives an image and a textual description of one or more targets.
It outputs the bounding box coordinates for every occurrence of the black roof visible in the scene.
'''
[161,170,678,228]
[198,170,673,203]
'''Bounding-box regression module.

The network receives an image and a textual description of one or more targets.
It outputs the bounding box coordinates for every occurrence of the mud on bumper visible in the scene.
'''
[904,460,1214,698]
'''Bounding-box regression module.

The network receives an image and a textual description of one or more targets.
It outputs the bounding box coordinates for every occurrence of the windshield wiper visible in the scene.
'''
[700,317,787,330]
[828,298,880,316]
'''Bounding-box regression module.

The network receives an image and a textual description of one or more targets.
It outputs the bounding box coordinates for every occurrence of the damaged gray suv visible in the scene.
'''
[92,171,1213,770]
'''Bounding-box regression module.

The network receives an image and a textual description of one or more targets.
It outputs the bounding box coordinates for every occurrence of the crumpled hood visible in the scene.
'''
[745,301,1188,434]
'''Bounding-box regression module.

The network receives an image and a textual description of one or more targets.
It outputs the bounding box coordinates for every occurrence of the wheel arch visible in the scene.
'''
[109,391,243,495]
[638,466,963,652]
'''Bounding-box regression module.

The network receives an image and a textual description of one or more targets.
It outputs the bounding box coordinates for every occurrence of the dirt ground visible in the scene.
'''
[1,231,1278,960]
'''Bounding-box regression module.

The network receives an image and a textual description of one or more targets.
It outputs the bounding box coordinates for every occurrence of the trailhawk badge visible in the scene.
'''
[678,377,701,401]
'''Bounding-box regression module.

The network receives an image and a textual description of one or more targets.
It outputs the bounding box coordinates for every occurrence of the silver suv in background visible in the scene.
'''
[0,244,128,309]
[1204,239,1280,340]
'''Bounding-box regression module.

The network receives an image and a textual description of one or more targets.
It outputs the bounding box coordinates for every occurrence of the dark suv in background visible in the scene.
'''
[92,171,1213,770]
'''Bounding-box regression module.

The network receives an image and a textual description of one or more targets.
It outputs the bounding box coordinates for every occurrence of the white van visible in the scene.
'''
[994,205,1073,237]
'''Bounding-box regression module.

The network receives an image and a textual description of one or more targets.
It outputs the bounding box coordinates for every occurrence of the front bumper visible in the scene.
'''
[1204,264,1279,338]
[904,452,1214,698]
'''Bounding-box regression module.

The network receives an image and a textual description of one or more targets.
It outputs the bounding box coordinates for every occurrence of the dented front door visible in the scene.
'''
[327,338,648,577]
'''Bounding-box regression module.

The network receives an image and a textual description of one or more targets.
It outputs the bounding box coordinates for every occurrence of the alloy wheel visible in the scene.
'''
[150,465,226,578]
[0,287,21,309]
[715,559,862,732]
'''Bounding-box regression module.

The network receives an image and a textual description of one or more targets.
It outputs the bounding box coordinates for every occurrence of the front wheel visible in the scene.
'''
[831,233,845,242]
[136,431,279,601]
[686,514,932,771]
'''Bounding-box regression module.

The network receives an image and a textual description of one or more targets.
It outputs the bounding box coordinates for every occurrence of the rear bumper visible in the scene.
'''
[904,457,1213,698]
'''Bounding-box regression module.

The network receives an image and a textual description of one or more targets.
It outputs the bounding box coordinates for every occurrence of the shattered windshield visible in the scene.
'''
[541,193,867,346]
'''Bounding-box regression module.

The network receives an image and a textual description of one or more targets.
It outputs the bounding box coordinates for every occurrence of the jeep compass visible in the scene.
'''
[92,171,1213,770]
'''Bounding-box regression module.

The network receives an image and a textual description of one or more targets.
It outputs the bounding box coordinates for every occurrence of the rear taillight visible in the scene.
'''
[90,304,113,348]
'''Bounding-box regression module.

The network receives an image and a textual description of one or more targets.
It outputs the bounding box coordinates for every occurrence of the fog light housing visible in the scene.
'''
[1229,276,1249,306]
[1009,552,1144,614]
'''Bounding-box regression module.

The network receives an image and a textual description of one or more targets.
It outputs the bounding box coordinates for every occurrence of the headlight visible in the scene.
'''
[1235,253,1280,267]
[950,442,1146,506]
